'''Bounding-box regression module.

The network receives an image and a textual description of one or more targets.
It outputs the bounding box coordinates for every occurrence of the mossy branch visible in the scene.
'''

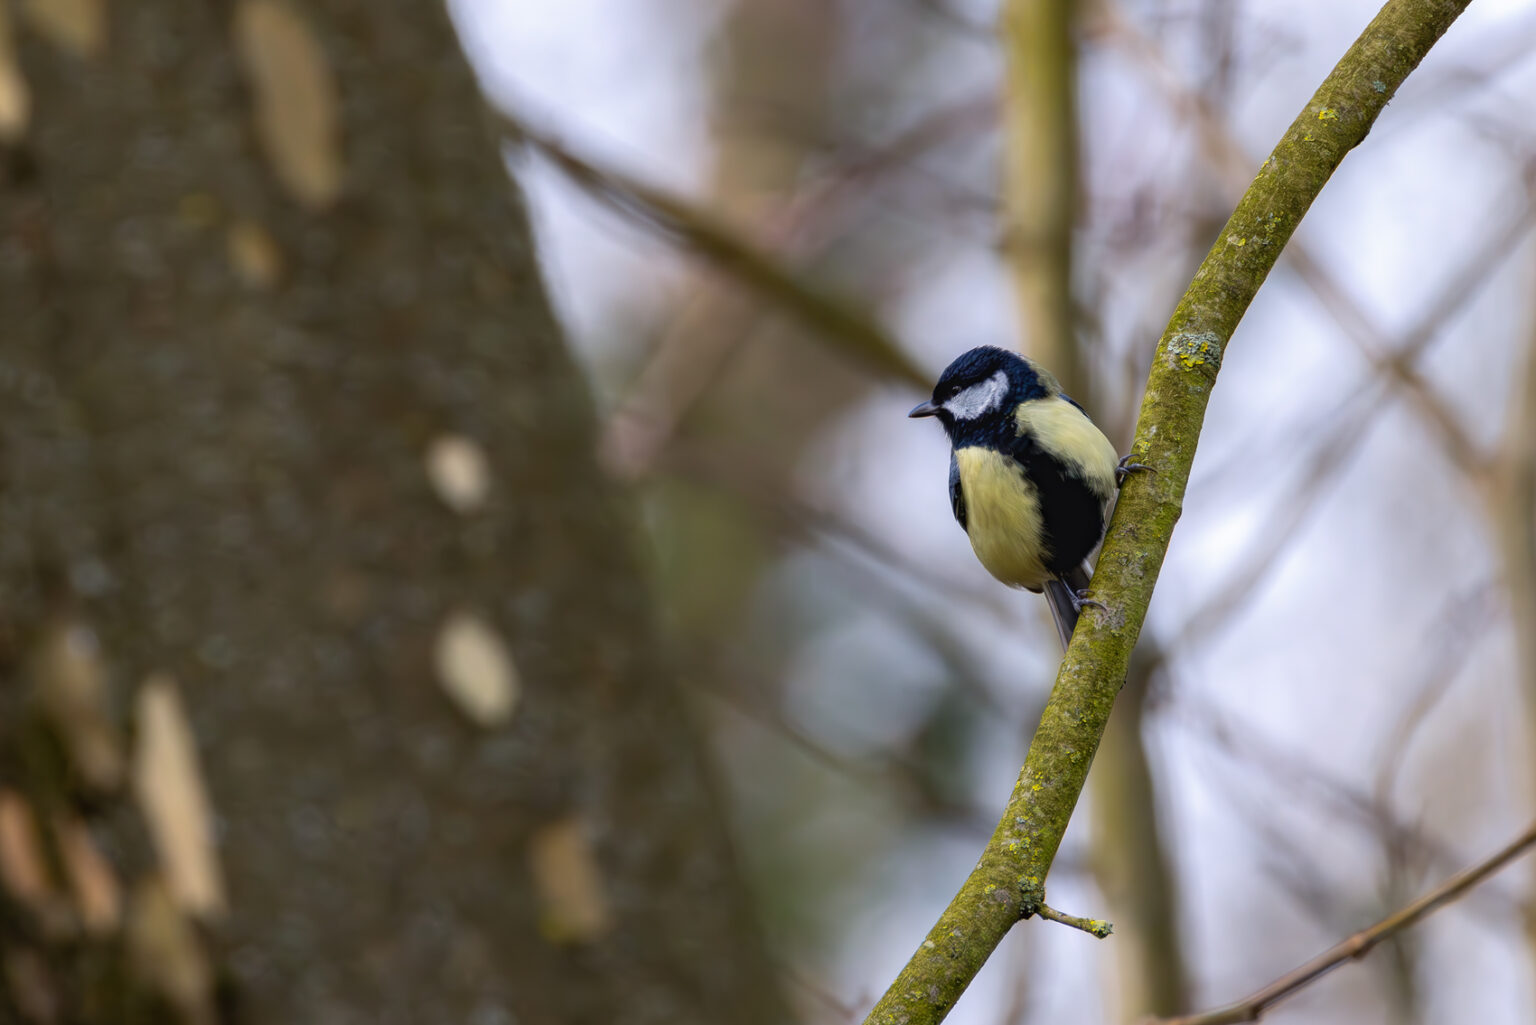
[860,2,1473,1023]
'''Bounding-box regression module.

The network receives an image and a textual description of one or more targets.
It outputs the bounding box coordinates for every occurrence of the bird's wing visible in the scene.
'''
[948,450,968,531]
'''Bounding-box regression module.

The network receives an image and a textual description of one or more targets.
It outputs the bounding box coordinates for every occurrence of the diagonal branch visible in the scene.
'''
[1147,819,1536,1025]
[1097,0,1526,478]
[493,110,931,391]
[1163,190,1532,656]
[860,2,1474,1023]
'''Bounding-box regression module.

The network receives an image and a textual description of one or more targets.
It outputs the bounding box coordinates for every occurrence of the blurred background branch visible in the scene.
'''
[1152,819,1536,1025]
[497,110,931,393]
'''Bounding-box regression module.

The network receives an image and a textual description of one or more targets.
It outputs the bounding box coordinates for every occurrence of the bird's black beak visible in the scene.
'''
[908,400,941,419]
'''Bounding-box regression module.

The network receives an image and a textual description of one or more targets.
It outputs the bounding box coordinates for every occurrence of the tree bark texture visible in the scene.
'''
[0,3,785,1024]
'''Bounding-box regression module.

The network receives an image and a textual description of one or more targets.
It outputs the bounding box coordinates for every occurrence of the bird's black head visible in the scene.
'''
[908,346,1054,443]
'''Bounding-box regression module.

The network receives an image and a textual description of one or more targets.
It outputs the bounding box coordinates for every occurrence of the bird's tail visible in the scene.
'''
[1043,564,1092,651]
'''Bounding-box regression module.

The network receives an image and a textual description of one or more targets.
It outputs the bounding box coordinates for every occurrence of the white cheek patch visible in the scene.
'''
[944,370,1009,421]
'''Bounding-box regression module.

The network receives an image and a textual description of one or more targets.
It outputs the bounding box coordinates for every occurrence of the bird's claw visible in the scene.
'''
[1071,588,1105,614]
[1115,454,1152,487]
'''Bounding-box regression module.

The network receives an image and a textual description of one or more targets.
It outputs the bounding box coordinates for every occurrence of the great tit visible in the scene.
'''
[909,345,1125,648]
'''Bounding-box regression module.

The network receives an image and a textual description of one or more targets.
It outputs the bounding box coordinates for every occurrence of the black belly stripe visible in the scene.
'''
[1009,439,1107,574]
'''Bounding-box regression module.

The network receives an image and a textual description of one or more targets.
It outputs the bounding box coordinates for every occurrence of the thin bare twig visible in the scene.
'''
[1147,820,1536,1025]
[1032,902,1113,939]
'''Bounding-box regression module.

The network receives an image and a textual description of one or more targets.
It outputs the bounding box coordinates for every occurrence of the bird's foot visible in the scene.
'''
[1071,588,1105,614]
[1115,454,1153,487]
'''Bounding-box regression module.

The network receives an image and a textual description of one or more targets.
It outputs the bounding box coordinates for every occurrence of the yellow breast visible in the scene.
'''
[1013,397,1119,498]
[953,446,1050,591]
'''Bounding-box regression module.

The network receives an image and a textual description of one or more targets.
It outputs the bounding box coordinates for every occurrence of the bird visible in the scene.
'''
[909,345,1133,648]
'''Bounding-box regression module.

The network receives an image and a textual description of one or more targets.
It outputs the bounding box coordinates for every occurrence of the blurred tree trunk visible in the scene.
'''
[0,3,786,1024]
[999,0,1189,1016]
[1000,0,1079,390]
[1502,276,1536,1009]
[1089,656,1189,1018]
